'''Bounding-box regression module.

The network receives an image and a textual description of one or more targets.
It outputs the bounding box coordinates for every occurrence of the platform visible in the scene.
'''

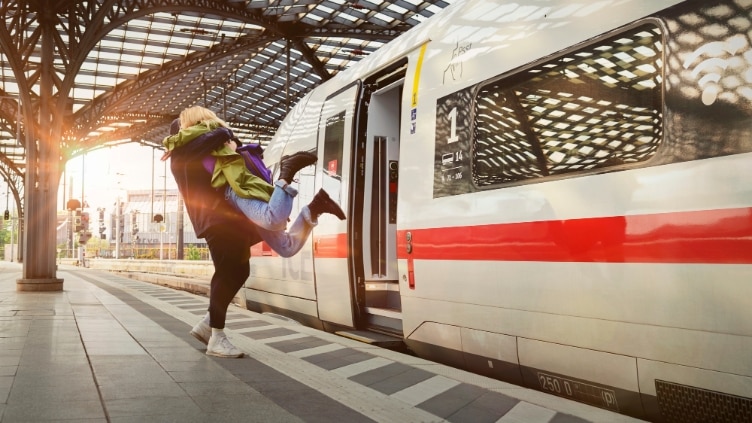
[0,261,646,422]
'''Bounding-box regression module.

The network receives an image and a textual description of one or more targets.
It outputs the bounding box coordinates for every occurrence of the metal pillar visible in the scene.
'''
[17,15,63,291]
[176,194,184,260]
[115,196,121,259]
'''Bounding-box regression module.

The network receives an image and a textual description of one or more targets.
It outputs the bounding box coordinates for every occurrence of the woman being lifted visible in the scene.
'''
[164,106,346,258]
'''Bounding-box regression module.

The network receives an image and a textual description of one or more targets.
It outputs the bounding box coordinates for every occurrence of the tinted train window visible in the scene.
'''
[473,24,663,187]
[323,111,345,179]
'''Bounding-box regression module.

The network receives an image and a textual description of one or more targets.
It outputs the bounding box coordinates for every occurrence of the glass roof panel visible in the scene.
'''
[0,0,457,170]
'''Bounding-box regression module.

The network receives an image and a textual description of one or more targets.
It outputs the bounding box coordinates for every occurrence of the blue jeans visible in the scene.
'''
[254,208,315,257]
[225,181,316,257]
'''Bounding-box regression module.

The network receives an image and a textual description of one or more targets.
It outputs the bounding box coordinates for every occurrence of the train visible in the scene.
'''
[241,0,752,421]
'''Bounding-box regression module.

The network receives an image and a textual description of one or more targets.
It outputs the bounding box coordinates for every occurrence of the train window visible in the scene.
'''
[473,23,663,187]
[323,111,345,179]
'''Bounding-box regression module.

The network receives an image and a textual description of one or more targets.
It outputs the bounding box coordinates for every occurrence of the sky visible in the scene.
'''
[58,143,177,214]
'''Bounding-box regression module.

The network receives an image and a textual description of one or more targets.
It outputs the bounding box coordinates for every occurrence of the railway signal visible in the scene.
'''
[74,210,82,232]
[80,211,90,231]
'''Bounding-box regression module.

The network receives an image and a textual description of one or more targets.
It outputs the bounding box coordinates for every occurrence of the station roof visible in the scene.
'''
[0,0,455,178]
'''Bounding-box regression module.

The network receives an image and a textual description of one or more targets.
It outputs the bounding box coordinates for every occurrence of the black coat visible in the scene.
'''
[168,127,261,244]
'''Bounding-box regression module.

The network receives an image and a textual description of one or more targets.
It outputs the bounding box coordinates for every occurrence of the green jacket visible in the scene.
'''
[163,122,273,202]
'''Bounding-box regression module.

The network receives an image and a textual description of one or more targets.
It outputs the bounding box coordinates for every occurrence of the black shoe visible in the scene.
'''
[308,189,346,220]
[279,151,317,183]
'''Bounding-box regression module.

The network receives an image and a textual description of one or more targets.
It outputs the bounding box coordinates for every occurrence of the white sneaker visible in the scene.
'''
[206,334,244,358]
[190,321,211,345]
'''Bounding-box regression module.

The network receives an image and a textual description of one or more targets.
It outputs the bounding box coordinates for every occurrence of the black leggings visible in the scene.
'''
[204,223,252,329]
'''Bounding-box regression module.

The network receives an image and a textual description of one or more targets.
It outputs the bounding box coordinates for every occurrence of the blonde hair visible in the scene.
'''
[179,106,228,129]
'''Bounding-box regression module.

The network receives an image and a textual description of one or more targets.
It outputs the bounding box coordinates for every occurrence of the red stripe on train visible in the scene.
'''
[397,207,752,264]
[313,233,348,258]
[252,208,752,263]
[251,233,348,259]
[251,241,276,257]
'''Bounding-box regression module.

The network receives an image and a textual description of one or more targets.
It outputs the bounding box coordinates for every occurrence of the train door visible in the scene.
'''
[313,82,361,329]
[350,61,407,336]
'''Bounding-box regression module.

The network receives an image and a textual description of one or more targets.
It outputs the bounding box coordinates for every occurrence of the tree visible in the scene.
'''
[186,245,201,261]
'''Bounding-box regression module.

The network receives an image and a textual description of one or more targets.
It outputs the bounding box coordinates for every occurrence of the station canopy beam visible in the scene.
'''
[0,0,455,289]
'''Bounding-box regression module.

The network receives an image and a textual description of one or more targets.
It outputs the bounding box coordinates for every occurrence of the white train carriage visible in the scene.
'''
[244,0,752,421]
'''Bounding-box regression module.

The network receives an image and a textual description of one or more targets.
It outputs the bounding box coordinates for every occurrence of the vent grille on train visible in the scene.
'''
[655,380,752,423]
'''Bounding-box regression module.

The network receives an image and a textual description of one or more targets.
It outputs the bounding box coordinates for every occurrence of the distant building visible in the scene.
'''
[117,188,203,247]
[56,188,206,259]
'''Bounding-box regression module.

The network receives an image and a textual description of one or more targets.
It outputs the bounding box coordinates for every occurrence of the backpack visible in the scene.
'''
[237,143,273,184]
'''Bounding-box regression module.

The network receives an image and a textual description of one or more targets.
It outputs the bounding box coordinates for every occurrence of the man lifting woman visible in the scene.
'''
[163,105,345,357]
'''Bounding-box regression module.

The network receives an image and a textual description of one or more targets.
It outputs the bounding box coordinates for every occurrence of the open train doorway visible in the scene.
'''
[350,61,406,337]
